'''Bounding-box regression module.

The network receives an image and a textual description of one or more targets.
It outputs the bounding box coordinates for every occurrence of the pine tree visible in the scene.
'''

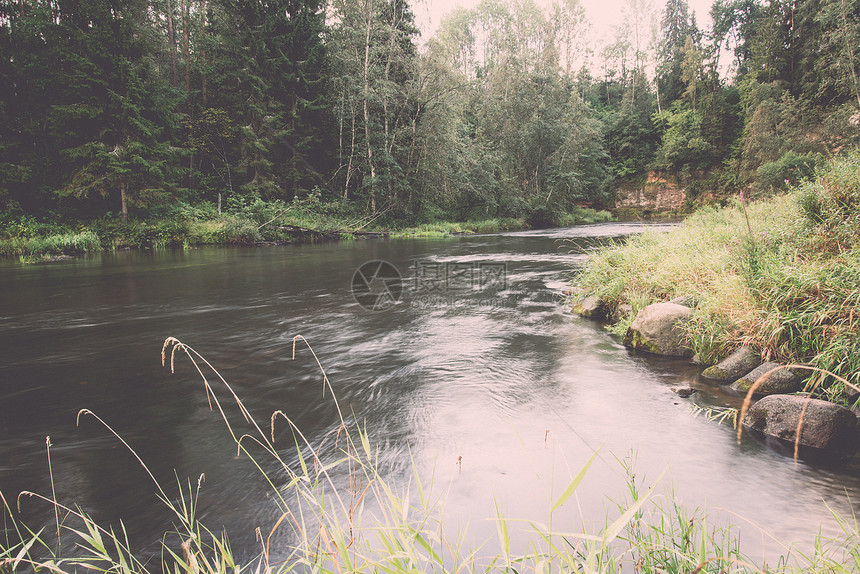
[222,0,335,201]
[657,0,698,107]
[52,0,179,220]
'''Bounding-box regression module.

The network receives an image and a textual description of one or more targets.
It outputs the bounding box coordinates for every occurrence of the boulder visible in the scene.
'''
[623,302,694,357]
[571,295,608,320]
[743,394,859,454]
[731,362,803,396]
[702,346,762,381]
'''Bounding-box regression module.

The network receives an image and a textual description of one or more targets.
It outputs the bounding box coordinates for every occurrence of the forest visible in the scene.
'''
[3,0,860,237]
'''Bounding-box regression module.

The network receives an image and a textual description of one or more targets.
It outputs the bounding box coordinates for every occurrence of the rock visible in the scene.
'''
[671,386,695,398]
[571,295,608,320]
[702,346,762,381]
[743,394,859,454]
[623,302,694,357]
[611,303,633,322]
[731,362,803,396]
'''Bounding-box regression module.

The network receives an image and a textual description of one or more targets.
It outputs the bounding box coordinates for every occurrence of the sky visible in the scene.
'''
[412,0,716,51]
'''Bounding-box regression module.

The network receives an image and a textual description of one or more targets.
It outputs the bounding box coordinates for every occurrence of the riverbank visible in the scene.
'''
[570,152,860,403]
[0,201,613,261]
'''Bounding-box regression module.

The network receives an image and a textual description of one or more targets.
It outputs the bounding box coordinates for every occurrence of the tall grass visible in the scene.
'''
[0,231,102,259]
[4,337,860,573]
[391,218,528,237]
[572,152,860,394]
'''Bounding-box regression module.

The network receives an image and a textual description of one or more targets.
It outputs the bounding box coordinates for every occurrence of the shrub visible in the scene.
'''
[755,151,820,195]
[219,216,263,244]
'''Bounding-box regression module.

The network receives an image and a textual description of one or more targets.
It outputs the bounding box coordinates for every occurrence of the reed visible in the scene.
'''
[2,338,860,573]
[0,230,102,259]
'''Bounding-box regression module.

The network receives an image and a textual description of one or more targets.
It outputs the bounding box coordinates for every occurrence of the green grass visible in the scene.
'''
[0,231,102,260]
[4,337,860,573]
[571,152,860,398]
[0,201,613,260]
[557,206,615,226]
[390,217,529,237]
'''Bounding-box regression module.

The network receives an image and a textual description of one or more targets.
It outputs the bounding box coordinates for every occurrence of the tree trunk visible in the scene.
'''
[841,0,860,107]
[167,0,178,87]
[182,0,191,97]
[120,181,129,223]
[200,0,207,106]
[363,0,376,213]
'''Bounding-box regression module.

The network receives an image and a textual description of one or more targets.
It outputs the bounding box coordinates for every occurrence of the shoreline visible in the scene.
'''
[0,206,617,263]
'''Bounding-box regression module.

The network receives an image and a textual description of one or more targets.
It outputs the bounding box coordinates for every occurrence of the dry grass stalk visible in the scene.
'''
[736,365,860,462]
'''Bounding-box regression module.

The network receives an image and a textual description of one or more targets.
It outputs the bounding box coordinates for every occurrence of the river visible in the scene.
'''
[1,222,859,567]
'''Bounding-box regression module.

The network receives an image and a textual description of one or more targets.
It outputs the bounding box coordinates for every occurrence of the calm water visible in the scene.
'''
[1,222,859,566]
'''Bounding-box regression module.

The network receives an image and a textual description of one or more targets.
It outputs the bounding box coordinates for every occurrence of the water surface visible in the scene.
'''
[1,222,858,566]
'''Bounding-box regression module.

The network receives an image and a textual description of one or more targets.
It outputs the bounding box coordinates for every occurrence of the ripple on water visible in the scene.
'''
[1,231,857,566]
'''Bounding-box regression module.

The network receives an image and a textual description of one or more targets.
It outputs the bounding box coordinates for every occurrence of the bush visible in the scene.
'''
[755,151,820,195]
[801,152,860,252]
[218,216,263,244]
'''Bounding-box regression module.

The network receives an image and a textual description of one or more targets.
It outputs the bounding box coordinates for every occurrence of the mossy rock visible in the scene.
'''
[702,346,761,381]
[623,302,694,357]
[743,394,859,455]
[571,295,609,320]
[731,362,803,396]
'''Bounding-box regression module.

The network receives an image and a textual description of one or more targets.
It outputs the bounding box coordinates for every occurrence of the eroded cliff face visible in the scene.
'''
[614,172,686,212]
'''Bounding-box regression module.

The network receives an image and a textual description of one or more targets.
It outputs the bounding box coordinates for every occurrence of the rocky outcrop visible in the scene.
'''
[615,172,686,212]
[623,302,693,357]
[743,394,859,454]
[731,362,803,396]
[702,346,762,381]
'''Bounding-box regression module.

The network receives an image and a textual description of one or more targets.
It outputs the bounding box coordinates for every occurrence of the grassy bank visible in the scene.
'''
[0,202,614,261]
[391,207,613,237]
[0,198,364,260]
[571,152,860,399]
[4,337,860,573]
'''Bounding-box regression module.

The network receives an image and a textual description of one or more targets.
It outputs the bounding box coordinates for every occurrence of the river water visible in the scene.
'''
[1,222,859,567]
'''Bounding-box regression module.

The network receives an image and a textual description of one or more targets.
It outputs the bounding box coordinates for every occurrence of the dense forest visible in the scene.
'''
[3,0,860,233]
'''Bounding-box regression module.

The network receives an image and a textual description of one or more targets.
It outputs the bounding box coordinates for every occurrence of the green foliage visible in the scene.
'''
[607,104,660,180]
[0,231,101,258]
[755,151,821,194]
[653,105,713,171]
[4,0,860,233]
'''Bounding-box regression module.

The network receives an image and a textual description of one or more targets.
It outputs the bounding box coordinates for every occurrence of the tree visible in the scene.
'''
[657,0,698,108]
[708,0,761,81]
[654,104,713,170]
[0,0,181,220]
[224,0,335,201]
[328,0,420,214]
